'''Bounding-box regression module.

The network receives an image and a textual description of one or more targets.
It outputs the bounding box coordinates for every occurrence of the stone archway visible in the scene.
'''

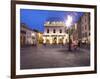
[53,37,57,44]
[58,38,63,44]
[46,38,50,44]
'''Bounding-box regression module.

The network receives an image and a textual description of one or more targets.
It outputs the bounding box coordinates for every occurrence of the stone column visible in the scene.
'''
[57,36,59,44]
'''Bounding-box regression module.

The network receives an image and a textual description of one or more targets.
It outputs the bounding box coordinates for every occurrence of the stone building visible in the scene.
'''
[78,13,90,44]
[43,20,68,45]
[20,23,37,46]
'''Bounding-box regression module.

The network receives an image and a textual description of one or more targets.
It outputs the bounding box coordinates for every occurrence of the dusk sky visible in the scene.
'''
[20,9,83,32]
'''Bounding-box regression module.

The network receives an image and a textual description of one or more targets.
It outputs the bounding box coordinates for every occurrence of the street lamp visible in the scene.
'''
[66,15,73,51]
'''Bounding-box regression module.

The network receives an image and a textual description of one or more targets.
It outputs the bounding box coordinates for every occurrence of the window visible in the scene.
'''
[21,30,26,34]
[59,29,62,33]
[82,33,84,37]
[53,29,56,33]
[85,17,87,22]
[47,29,49,33]
[89,32,90,36]
[85,32,87,37]
[85,25,87,30]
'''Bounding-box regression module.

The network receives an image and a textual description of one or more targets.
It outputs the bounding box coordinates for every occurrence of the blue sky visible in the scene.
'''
[20,9,83,32]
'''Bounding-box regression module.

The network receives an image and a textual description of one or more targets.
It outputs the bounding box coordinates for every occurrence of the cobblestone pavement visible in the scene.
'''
[20,45,90,69]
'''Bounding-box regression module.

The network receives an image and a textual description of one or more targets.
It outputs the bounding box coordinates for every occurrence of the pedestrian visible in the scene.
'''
[72,41,78,50]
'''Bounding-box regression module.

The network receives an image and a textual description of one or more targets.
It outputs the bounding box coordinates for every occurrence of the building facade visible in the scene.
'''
[43,21,68,45]
[20,23,37,46]
[79,13,90,44]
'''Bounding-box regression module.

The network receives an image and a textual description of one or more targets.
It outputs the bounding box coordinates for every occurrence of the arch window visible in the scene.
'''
[53,29,56,33]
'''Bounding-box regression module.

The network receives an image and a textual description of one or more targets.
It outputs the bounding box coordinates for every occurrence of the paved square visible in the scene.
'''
[20,45,90,69]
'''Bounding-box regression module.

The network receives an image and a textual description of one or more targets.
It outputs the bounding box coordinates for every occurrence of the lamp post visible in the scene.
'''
[66,15,73,51]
